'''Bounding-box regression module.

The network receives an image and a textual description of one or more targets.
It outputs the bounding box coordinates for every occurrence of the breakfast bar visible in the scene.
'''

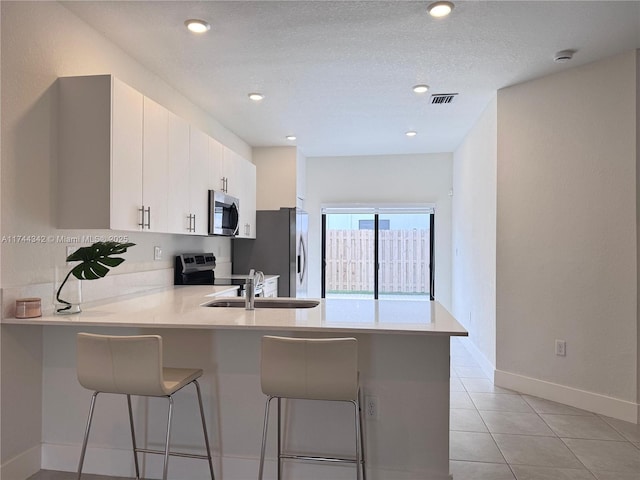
[2,286,467,480]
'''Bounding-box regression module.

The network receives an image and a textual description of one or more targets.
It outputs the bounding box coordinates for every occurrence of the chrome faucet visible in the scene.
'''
[245,270,265,310]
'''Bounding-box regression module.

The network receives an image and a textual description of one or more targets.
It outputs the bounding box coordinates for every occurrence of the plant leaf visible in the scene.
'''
[66,241,135,280]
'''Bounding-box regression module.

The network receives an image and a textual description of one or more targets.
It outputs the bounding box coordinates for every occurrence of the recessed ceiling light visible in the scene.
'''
[286,135,297,141]
[248,93,265,101]
[406,131,417,137]
[184,19,211,33]
[412,84,430,94]
[427,1,454,17]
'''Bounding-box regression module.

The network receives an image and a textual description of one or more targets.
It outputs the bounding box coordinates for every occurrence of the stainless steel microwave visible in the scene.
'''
[208,190,240,236]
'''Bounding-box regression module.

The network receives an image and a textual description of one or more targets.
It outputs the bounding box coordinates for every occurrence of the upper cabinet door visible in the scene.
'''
[222,146,241,197]
[110,77,144,231]
[209,137,225,193]
[237,160,256,239]
[167,111,191,234]
[142,97,169,233]
[189,127,211,235]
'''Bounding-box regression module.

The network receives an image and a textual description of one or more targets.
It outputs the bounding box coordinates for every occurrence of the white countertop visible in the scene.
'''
[1,286,468,336]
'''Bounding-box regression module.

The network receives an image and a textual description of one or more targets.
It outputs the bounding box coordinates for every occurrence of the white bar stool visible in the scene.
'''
[258,336,366,480]
[75,333,216,480]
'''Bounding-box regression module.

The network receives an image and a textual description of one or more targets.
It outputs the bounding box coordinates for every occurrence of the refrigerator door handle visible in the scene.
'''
[298,235,307,283]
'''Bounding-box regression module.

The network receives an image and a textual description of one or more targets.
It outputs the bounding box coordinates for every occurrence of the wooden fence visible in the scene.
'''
[326,229,430,294]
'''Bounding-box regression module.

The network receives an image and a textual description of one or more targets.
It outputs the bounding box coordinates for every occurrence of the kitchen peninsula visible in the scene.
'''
[2,287,466,480]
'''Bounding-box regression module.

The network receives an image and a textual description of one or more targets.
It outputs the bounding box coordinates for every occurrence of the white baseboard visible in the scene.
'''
[495,369,639,424]
[41,443,451,479]
[458,337,495,381]
[0,444,41,480]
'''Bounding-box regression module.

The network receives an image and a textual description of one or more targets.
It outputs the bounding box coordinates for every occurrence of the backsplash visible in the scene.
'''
[1,268,171,319]
[1,260,231,319]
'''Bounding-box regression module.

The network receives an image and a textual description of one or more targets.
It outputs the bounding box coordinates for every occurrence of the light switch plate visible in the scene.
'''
[154,246,162,261]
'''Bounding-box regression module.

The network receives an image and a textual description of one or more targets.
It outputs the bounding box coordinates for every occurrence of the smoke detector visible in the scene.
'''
[554,50,576,63]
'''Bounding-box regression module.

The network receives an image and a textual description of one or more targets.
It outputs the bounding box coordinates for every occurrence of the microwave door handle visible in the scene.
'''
[232,203,240,236]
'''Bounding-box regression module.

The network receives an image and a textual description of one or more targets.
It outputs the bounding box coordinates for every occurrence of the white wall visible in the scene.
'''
[0,1,252,288]
[452,97,497,373]
[495,51,638,419]
[305,154,453,309]
[253,146,298,210]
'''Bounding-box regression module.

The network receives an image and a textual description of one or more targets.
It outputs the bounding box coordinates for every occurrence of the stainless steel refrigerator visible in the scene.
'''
[232,208,308,298]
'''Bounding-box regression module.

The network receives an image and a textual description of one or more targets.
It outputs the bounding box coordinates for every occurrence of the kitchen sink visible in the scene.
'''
[203,298,320,309]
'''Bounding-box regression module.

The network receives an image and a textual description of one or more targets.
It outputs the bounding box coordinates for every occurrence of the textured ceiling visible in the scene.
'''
[61,1,640,157]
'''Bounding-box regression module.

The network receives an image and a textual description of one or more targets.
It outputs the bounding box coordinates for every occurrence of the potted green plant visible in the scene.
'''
[55,241,135,314]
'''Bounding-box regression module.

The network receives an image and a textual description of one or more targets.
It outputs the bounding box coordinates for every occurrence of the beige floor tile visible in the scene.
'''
[470,393,535,413]
[451,355,480,367]
[450,376,466,392]
[591,471,640,480]
[454,366,487,378]
[521,395,594,416]
[541,414,626,441]
[450,408,488,432]
[493,433,583,468]
[450,431,506,463]
[28,471,134,480]
[449,460,516,479]
[480,410,555,436]
[598,415,640,443]
[450,390,476,409]
[562,438,640,474]
[461,378,515,393]
[511,465,596,479]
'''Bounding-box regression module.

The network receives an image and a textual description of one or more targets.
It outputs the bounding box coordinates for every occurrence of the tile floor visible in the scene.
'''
[27,337,640,480]
[448,337,640,480]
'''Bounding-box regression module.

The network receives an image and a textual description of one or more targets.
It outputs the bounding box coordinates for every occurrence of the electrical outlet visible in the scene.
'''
[365,395,378,420]
[154,246,162,261]
[555,340,566,356]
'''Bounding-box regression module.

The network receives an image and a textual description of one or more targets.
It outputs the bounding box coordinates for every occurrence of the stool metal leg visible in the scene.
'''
[194,380,216,480]
[277,397,282,480]
[77,391,99,480]
[126,395,141,479]
[258,396,274,480]
[352,400,361,480]
[162,396,174,480]
[358,389,366,480]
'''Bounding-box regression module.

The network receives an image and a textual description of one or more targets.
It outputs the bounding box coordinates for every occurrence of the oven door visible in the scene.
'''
[208,190,240,236]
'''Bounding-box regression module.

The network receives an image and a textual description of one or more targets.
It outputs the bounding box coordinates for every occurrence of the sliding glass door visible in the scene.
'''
[322,207,434,300]
[323,213,376,299]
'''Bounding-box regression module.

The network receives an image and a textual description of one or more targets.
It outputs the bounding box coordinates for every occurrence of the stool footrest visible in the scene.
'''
[279,453,360,464]
[135,447,211,460]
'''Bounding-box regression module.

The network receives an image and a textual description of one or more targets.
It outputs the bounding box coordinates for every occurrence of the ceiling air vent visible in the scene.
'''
[430,93,458,104]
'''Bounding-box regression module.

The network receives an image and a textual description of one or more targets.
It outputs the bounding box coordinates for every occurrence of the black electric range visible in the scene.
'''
[174,253,258,296]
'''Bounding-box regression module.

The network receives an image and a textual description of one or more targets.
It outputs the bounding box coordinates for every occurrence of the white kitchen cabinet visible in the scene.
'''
[58,75,143,230]
[221,146,242,197]
[209,137,225,193]
[189,127,211,235]
[142,96,169,232]
[236,159,256,238]
[167,111,191,234]
[58,74,256,237]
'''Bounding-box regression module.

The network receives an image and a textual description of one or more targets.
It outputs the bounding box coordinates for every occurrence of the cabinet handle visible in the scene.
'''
[192,214,196,232]
[138,206,150,229]
[221,177,226,192]
[145,206,151,229]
